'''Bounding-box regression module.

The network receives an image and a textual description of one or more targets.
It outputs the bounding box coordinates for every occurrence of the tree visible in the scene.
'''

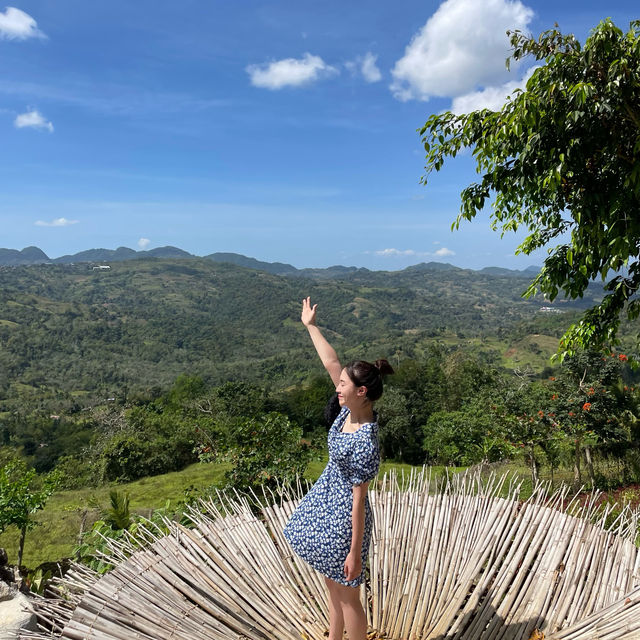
[223,412,312,492]
[548,351,633,486]
[420,19,640,358]
[0,460,59,568]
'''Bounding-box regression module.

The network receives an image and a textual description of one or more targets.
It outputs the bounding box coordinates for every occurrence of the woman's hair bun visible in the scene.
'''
[375,359,394,376]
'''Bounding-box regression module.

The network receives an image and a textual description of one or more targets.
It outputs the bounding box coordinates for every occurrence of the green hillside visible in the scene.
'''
[0,257,596,413]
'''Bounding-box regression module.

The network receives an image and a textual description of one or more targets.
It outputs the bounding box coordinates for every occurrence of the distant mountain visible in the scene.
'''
[146,246,193,259]
[404,261,462,273]
[204,252,298,275]
[53,246,139,263]
[0,246,50,265]
[0,245,542,278]
[53,246,192,264]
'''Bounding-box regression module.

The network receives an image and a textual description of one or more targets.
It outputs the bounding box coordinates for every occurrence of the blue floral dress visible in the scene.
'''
[283,407,380,587]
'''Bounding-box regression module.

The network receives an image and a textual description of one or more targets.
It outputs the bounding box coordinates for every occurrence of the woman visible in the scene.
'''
[284,297,393,640]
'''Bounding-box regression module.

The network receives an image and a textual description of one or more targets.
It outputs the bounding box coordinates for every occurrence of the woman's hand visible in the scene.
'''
[343,551,362,582]
[301,296,317,327]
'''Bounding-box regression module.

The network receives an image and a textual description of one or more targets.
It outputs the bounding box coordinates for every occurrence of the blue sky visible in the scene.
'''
[1,1,637,270]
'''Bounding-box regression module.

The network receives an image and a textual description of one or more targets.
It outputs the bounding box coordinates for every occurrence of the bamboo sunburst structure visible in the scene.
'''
[22,470,640,640]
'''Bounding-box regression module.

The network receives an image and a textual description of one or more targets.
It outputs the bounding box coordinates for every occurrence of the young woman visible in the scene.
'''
[284,297,394,640]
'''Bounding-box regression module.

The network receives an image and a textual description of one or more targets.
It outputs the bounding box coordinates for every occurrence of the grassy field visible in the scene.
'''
[0,461,231,568]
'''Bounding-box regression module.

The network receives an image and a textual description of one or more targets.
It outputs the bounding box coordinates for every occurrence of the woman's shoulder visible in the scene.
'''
[330,407,349,430]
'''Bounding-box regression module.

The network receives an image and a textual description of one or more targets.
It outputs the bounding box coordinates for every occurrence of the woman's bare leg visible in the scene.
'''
[325,577,345,640]
[326,578,366,640]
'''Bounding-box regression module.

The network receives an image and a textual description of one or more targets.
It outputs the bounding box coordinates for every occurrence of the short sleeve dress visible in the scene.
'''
[283,407,380,587]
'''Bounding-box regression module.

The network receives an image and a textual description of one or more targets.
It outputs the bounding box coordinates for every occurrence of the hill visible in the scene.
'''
[0,246,50,266]
[0,257,599,413]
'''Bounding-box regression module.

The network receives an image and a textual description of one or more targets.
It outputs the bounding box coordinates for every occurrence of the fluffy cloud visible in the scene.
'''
[14,109,53,132]
[390,0,533,102]
[35,218,79,227]
[451,65,538,113]
[434,247,455,257]
[0,7,46,40]
[138,237,151,249]
[247,53,338,89]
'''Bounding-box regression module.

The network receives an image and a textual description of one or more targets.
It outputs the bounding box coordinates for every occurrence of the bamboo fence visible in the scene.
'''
[20,469,640,639]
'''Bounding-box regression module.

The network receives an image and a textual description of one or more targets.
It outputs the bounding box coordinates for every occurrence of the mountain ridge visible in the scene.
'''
[0,245,541,278]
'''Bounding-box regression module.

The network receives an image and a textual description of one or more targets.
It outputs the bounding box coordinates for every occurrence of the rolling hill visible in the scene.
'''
[0,255,599,414]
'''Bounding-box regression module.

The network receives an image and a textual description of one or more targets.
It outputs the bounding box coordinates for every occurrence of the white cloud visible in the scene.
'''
[390,0,533,102]
[361,52,382,83]
[247,53,338,89]
[14,109,53,132]
[138,237,151,249]
[0,7,46,40]
[451,65,538,113]
[346,52,382,83]
[376,247,456,258]
[35,217,79,227]
[376,248,418,257]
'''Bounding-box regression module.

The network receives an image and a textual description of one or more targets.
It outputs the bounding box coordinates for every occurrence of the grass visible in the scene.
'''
[0,462,231,568]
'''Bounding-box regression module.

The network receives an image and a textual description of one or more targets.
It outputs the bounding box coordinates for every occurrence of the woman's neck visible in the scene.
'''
[347,404,374,425]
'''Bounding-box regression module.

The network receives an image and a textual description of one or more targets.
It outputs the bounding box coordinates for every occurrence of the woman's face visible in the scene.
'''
[336,368,366,407]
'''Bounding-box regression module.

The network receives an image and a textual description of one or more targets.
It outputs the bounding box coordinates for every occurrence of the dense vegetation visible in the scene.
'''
[0,258,605,412]
[0,258,638,572]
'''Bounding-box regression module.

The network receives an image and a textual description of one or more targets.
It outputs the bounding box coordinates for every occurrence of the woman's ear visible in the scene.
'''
[357,386,367,397]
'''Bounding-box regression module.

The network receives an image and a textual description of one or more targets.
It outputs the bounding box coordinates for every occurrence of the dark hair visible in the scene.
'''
[344,359,394,402]
[324,393,342,426]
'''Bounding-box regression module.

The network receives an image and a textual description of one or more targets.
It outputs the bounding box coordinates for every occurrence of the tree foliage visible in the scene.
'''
[420,19,640,357]
[222,412,312,492]
[0,459,59,567]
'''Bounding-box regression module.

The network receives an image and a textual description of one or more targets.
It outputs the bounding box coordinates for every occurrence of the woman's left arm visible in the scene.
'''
[344,481,369,582]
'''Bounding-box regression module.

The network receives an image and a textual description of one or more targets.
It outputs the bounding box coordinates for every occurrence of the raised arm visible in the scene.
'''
[301,297,342,387]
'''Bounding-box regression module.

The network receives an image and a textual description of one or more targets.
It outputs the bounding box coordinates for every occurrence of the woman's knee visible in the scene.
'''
[326,579,360,604]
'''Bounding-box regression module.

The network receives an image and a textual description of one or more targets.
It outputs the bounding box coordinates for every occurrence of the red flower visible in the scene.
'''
[583,402,592,411]
[538,410,544,418]
[549,376,556,381]
[587,387,595,395]
[619,354,628,362]
[551,394,558,400]
[569,411,575,417]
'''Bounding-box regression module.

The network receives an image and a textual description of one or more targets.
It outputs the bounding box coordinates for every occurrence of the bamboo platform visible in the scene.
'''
[21,469,640,639]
